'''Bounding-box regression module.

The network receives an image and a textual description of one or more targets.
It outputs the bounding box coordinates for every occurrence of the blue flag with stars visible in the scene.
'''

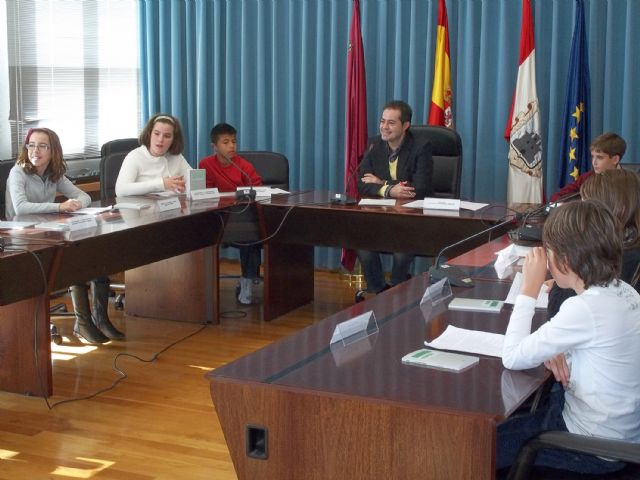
[557,0,590,189]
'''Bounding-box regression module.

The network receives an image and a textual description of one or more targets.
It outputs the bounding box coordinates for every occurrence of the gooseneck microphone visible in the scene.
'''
[510,191,581,243]
[428,213,522,288]
[227,156,257,201]
[331,142,375,205]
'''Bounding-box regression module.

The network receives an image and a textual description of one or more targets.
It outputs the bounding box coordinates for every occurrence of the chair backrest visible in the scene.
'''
[238,151,290,190]
[621,162,640,174]
[0,160,15,219]
[100,138,140,201]
[409,125,463,199]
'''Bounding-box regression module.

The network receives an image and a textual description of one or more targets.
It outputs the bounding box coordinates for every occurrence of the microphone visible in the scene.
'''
[428,212,522,288]
[331,142,374,205]
[226,156,257,201]
[331,163,360,205]
[510,191,581,244]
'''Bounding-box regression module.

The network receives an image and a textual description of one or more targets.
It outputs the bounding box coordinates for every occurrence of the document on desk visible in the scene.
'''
[504,272,548,309]
[424,325,504,357]
[358,198,396,206]
[67,206,113,215]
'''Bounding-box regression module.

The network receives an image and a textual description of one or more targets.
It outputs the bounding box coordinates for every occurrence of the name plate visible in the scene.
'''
[68,215,98,231]
[423,197,461,211]
[157,197,181,212]
[190,188,220,201]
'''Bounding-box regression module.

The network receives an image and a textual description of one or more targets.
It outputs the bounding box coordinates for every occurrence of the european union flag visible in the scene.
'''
[557,0,590,189]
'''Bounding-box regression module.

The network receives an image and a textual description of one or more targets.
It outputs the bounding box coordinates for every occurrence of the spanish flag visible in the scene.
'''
[428,0,453,128]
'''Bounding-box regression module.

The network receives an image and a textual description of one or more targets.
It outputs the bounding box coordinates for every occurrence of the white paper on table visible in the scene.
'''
[504,272,549,309]
[496,244,533,258]
[424,325,505,357]
[460,201,489,211]
[270,188,290,194]
[400,199,424,209]
[67,206,113,215]
[358,198,396,206]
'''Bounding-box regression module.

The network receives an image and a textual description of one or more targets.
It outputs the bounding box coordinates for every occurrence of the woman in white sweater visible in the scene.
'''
[498,200,640,475]
[115,114,191,197]
[6,128,124,344]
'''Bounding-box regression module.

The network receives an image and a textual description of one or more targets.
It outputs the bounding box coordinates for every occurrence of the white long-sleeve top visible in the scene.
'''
[502,281,640,442]
[5,164,91,219]
[115,145,191,197]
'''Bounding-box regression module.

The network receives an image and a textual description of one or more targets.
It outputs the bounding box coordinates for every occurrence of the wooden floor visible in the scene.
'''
[0,261,364,480]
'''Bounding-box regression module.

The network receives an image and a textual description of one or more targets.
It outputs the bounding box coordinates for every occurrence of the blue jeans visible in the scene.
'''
[356,250,414,293]
[497,384,626,474]
[238,244,261,279]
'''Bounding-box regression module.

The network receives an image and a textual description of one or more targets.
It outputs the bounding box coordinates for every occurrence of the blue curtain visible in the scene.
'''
[139,0,640,269]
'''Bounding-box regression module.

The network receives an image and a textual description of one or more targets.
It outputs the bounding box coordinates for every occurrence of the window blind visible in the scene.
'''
[3,0,140,161]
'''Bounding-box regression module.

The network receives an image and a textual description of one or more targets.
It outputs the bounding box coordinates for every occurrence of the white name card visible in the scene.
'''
[423,197,461,211]
[68,215,98,231]
[157,197,181,212]
[190,188,220,201]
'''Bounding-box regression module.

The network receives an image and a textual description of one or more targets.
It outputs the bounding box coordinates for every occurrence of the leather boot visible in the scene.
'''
[91,279,125,340]
[71,284,109,344]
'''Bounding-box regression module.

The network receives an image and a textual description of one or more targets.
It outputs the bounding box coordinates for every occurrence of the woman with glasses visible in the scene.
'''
[5,127,124,344]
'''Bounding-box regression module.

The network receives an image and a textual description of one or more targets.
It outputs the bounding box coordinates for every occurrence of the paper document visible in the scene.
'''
[114,203,151,210]
[67,206,113,215]
[424,325,504,357]
[496,244,533,258]
[400,199,424,209]
[358,198,396,206]
[0,221,36,229]
[504,272,548,309]
[460,201,489,211]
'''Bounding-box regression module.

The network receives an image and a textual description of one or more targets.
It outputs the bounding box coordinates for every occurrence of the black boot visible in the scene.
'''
[91,279,125,340]
[71,284,109,344]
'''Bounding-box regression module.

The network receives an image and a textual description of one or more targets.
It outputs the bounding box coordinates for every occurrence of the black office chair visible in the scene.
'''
[222,151,290,291]
[99,138,140,309]
[506,431,640,479]
[238,151,290,190]
[621,162,640,174]
[409,125,463,199]
[100,138,140,201]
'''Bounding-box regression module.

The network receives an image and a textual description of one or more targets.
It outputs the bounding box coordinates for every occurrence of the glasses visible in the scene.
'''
[26,143,50,152]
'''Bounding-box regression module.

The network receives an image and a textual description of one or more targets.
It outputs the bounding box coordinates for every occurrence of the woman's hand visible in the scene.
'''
[163,175,186,192]
[544,353,571,388]
[59,199,82,212]
[521,247,548,298]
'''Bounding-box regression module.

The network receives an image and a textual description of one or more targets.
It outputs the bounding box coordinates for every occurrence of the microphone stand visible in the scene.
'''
[331,163,361,205]
[428,213,521,288]
[226,157,256,201]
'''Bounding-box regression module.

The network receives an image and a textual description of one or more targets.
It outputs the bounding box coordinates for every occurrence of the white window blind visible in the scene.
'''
[3,0,140,161]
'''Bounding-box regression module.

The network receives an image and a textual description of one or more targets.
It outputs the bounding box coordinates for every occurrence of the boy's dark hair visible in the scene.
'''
[383,100,412,124]
[139,113,185,155]
[581,169,640,247]
[543,199,622,289]
[210,123,237,144]
[590,132,626,159]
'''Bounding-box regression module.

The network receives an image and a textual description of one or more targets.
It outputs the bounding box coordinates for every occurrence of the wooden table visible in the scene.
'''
[0,197,229,396]
[208,272,547,479]
[259,192,518,320]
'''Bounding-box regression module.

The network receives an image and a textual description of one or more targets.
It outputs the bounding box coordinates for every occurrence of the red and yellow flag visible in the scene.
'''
[428,0,453,128]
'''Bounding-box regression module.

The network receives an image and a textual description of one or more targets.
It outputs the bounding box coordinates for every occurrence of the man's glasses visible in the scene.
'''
[26,143,50,152]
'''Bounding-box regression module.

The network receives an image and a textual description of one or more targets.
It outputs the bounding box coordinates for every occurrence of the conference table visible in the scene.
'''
[0,190,525,397]
[257,191,519,320]
[0,196,231,397]
[207,237,548,479]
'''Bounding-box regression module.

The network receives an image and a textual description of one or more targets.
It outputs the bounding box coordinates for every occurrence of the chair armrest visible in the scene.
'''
[507,430,640,480]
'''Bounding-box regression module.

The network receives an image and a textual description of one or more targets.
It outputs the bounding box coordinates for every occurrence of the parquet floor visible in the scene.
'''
[0,261,363,480]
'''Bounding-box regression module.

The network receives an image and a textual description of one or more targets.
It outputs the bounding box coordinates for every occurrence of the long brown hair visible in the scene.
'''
[580,169,640,247]
[543,199,622,288]
[138,113,185,155]
[17,128,66,181]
